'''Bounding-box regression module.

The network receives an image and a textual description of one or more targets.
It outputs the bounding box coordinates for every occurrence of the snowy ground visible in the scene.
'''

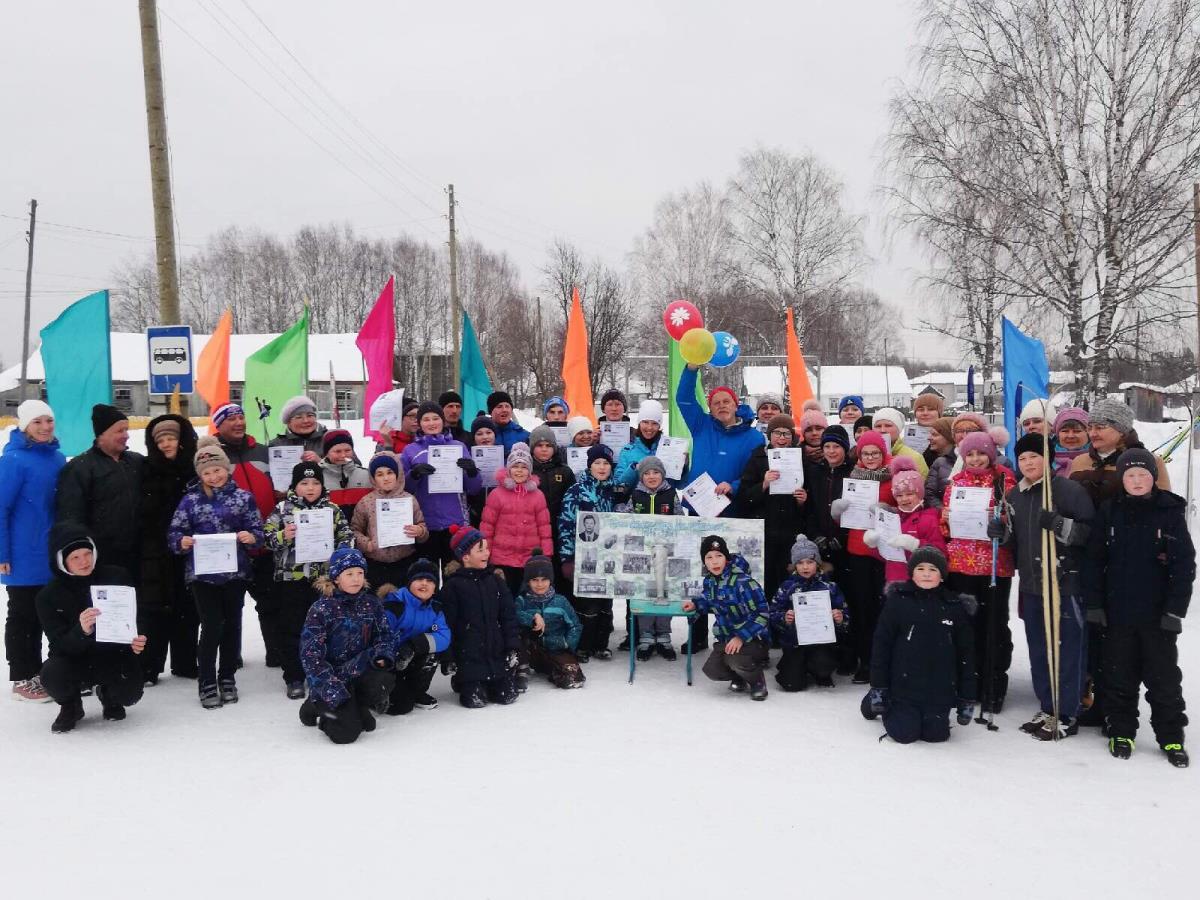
[1,420,1197,898]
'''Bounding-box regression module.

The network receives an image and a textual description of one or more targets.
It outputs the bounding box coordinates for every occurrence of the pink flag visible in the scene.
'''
[356,276,396,438]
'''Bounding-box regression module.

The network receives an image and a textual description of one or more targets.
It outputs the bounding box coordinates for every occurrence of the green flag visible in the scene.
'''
[459,311,493,420]
[40,290,112,455]
[667,337,703,441]
[244,306,309,440]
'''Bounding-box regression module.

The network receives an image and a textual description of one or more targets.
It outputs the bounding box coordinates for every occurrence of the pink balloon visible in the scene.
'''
[663,300,704,341]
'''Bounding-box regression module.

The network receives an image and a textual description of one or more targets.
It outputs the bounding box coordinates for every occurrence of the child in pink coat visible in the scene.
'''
[480,442,554,595]
[864,457,946,585]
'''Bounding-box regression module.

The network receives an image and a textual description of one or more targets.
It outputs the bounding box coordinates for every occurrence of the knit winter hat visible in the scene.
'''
[889,456,924,496]
[322,429,354,456]
[529,424,558,448]
[487,390,514,412]
[507,442,533,470]
[800,409,828,432]
[637,399,664,426]
[838,395,864,413]
[930,416,954,446]
[913,393,945,414]
[290,461,324,492]
[636,456,666,479]
[448,523,486,559]
[801,398,824,414]
[952,411,989,434]
[17,399,53,432]
[542,395,569,416]
[438,390,463,407]
[756,393,785,413]
[150,417,180,443]
[857,415,873,431]
[701,534,730,562]
[91,404,127,438]
[958,430,998,466]
[790,534,821,565]
[329,547,367,581]
[1089,399,1134,434]
[281,396,317,425]
[855,430,891,465]
[767,413,796,435]
[416,400,444,423]
[599,388,628,411]
[587,444,614,468]
[368,453,400,476]
[401,399,420,420]
[908,546,948,580]
[1019,398,1057,426]
[522,549,555,585]
[873,407,906,433]
[567,416,594,440]
[1014,432,1051,459]
[1054,407,1089,431]
[470,415,497,436]
[820,424,851,454]
[1116,447,1158,482]
[211,403,244,429]
[406,557,439,587]
[194,435,232,474]
[707,386,738,407]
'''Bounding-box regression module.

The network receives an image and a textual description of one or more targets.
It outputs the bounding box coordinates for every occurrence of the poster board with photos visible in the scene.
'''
[572,512,765,610]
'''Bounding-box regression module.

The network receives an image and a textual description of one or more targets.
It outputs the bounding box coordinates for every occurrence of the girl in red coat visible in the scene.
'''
[940,427,1015,714]
[864,457,946,585]
[480,443,554,595]
[830,430,894,683]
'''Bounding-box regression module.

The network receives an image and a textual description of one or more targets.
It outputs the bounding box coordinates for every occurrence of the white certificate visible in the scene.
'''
[681,472,731,518]
[904,424,931,454]
[268,445,304,492]
[548,423,571,447]
[193,532,238,576]
[873,507,907,563]
[426,445,464,494]
[375,497,414,548]
[566,447,589,475]
[949,508,991,541]
[950,486,991,510]
[368,388,405,433]
[600,421,629,453]
[792,589,836,645]
[472,445,505,488]
[656,436,688,481]
[841,479,880,530]
[294,507,335,564]
[767,447,805,494]
[90,585,137,644]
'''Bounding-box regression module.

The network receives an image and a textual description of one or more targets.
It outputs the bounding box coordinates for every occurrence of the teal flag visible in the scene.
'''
[459,311,493,420]
[40,291,112,455]
[667,337,703,441]
[243,306,310,440]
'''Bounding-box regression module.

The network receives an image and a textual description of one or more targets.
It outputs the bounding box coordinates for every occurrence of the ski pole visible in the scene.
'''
[975,470,1005,732]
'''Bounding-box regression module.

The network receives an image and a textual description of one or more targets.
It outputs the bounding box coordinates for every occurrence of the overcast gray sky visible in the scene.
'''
[0,0,956,371]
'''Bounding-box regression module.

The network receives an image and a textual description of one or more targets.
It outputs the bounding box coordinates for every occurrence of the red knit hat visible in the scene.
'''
[448,523,486,559]
[855,430,892,467]
[706,386,738,407]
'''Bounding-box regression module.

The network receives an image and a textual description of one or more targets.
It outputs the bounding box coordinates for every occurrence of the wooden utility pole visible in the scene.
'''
[19,199,36,401]
[139,0,181,328]
[448,184,461,388]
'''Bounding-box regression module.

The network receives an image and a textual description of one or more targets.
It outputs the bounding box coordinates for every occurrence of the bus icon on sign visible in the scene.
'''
[153,346,187,365]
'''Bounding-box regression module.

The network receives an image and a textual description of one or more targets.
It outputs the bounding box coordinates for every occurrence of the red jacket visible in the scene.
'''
[220,435,275,557]
[942,465,1016,577]
[883,505,947,583]
[480,469,554,568]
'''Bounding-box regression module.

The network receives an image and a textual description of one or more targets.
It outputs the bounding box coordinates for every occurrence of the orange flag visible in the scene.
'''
[561,286,597,427]
[785,307,816,412]
[197,309,233,433]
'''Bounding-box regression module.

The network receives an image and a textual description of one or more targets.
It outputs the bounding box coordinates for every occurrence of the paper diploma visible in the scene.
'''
[268,445,304,492]
[600,421,629,453]
[656,436,688,481]
[566,447,589,475]
[192,532,238,576]
[91,585,137,644]
[792,589,836,645]
[294,507,335,564]
[904,424,931,454]
[427,445,464,494]
[681,472,731,518]
[472,445,505,489]
[368,388,405,434]
[767,447,805,495]
[840,479,880,530]
[376,497,414,548]
[873,507,907,563]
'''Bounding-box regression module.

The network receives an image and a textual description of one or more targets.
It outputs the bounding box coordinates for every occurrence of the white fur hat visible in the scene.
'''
[17,399,54,432]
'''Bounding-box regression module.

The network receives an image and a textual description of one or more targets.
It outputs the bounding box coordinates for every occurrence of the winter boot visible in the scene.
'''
[298,697,318,726]
[12,676,51,702]
[750,677,768,701]
[285,681,306,700]
[656,643,677,661]
[1033,716,1077,741]
[219,681,238,704]
[1162,743,1189,768]
[636,645,654,662]
[728,677,747,693]
[1021,711,1052,735]
[415,693,438,710]
[459,682,488,709]
[813,674,835,688]
[360,707,377,733]
[575,649,590,663]
[1109,736,1135,760]
[95,685,126,721]
[144,673,159,687]
[592,648,613,661]
[51,697,85,734]
[852,665,870,684]
[617,635,631,652]
[200,684,222,710]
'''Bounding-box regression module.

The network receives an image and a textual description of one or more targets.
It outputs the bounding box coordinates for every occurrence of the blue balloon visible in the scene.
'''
[710,331,741,368]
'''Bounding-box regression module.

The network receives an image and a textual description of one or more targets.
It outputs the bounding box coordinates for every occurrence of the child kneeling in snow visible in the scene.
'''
[682,535,771,700]
[861,547,977,744]
[298,548,395,744]
[514,551,585,689]
[769,535,849,691]
[378,557,451,715]
[440,525,520,708]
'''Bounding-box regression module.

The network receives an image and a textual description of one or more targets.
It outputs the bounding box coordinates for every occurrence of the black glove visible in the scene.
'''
[440,656,457,677]
[1162,613,1183,634]
[1038,510,1063,533]
[393,643,416,671]
[372,656,391,670]
[409,463,436,480]
[505,650,520,670]
[1086,608,1107,627]
[420,651,438,671]
[985,519,1006,540]
[457,457,479,477]
[956,702,976,726]
[867,687,887,716]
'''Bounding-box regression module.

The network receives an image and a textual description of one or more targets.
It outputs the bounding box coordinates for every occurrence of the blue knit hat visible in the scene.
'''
[329,547,367,580]
[368,453,400,476]
[838,395,864,414]
[820,424,851,454]
[543,395,570,416]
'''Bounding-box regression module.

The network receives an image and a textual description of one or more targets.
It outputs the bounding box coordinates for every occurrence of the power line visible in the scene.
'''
[0,212,202,247]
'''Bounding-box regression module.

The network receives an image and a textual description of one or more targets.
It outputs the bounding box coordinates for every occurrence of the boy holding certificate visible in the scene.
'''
[352,453,430,590]
[769,535,849,691]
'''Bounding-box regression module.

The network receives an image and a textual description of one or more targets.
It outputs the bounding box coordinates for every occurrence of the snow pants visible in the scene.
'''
[388,651,437,715]
[41,651,144,709]
[275,579,318,685]
[574,596,614,654]
[702,638,768,685]
[1104,623,1188,746]
[948,573,1013,710]
[884,700,951,744]
[844,554,885,670]
[1021,590,1086,719]
[246,554,279,666]
[520,630,585,688]
[138,595,200,680]
[775,644,838,691]
[302,669,396,744]
[192,580,246,689]
[5,585,44,681]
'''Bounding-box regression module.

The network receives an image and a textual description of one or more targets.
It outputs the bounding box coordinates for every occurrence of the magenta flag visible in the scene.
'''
[356,276,396,438]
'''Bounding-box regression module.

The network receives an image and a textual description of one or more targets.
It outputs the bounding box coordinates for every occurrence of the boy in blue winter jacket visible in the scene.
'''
[770,535,850,691]
[378,557,451,715]
[514,551,585,689]
[682,535,771,700]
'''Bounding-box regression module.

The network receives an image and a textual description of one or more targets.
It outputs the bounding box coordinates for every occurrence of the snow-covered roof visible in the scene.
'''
[1164,375,1200,394]
[0,331,374,392]
[813,366,911,397]
[741,365,817,397]
[1118,381,1168,393]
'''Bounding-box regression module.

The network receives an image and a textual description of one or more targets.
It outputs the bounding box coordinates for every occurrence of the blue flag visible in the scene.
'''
[1001,317,1049,450]
[39,291,112,456]
[966,365,975,408]
[459,311,493,420]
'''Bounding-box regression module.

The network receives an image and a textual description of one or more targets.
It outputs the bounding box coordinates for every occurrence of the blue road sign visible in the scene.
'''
[146,325,194,395]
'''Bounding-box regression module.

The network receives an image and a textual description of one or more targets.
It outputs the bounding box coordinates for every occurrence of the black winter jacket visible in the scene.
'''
[139,415,199,610]
[533,453,576,553]
[1004,475,1093,596]
[736,445,807,544]
[1082,489,1195,625]
[441,563,519,683]
[870,582,977,707]
[803,457,853,549]
[55,445,145,565]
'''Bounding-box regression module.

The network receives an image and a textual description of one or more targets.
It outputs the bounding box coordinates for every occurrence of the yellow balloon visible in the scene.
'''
[679,327,716,365]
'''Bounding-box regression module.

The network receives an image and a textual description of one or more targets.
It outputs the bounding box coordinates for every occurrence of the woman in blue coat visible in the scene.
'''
[0,400,66,701]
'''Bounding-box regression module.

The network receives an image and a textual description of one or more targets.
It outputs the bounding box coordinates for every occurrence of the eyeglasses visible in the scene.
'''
[770,429,793,438]
[859,449,883,459]
[952,426,979,435]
